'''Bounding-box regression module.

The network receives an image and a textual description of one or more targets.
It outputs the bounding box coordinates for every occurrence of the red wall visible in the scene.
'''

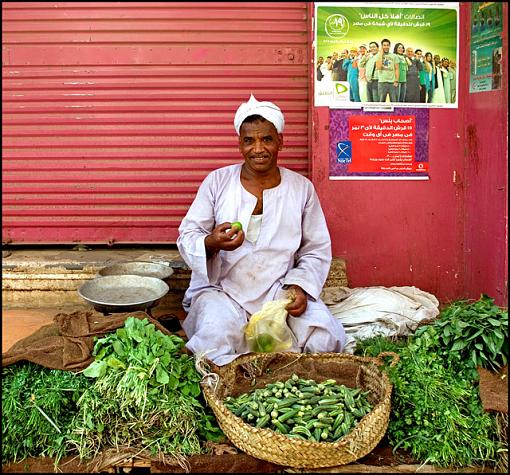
[462,3,508,307]
[311,3,508,306]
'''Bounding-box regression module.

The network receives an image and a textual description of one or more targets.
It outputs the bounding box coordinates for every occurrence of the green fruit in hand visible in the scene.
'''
[231,221,242,232]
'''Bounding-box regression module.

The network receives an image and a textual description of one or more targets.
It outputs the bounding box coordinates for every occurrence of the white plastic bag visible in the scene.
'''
[244,298,296,353]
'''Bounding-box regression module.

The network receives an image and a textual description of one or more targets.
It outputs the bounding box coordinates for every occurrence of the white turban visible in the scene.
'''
[234,94,285,135]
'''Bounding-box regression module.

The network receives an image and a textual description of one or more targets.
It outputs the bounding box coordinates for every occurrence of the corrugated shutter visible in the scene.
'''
[2,2,310,244]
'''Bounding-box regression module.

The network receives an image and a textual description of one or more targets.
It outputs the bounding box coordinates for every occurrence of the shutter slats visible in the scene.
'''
[2,2,309,244]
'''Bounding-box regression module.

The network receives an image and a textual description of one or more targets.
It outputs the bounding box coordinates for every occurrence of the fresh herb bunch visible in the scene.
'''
[415,294,508,373]
[2,362,88,464]
[69,317,223,463]
[356,334,501,467]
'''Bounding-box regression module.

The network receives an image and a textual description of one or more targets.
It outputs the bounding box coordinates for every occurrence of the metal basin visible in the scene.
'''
[78,275,170,314]
[98,261,174,280]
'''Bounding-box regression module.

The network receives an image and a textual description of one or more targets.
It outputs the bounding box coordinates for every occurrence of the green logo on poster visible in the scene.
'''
[325,14,349,38]
[335,83,348,94]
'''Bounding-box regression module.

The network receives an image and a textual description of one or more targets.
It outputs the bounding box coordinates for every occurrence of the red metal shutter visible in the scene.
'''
[2,2,310,244]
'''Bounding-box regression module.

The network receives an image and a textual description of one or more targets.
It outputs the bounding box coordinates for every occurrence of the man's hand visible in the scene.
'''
[285,285,307,317]
[205,222,244,256]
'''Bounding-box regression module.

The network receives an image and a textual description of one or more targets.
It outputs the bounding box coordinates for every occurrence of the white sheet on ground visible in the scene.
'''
[320,286,440,352]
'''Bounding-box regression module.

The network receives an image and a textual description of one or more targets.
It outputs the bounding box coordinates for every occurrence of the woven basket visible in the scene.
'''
[201,351,398,468]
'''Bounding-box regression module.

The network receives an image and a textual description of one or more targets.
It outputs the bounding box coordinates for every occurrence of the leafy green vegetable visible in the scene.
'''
[355,296,504,470]
[2,363,88,465]
[415,294,508,373]
[69,317,224,462]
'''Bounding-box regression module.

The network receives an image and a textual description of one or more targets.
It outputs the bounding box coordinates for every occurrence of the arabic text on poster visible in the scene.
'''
[329,108,429,180]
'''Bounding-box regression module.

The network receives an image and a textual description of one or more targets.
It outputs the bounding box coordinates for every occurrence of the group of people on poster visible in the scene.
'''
[317,38,457,104]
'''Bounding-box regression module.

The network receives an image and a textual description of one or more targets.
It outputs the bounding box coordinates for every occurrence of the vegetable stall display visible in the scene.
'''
[2,363,89,465]
[355,294,507,469]
[224,374,373,442]
[2,316,223,470]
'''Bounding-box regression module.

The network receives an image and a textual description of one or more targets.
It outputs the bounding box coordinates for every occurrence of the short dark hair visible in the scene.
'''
[415,49,422,54]
[381,38,391,46]
[369,41,379,48]
[242,114,267,127]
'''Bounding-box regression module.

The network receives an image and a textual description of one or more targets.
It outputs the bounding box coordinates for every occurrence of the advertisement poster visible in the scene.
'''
[329,108,429,180]
[469,2,503,93]
[315,2,459,109]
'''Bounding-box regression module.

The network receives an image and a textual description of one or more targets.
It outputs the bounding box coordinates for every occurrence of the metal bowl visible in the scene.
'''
[98,261,174,280]
[78,275,170,314]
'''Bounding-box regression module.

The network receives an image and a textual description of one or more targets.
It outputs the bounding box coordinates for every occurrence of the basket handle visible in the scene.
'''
[194,352,220,393]
[375,351,400,367]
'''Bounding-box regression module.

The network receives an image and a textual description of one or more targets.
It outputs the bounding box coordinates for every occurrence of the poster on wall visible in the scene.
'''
[329,108,429,180]
[314,2,459,109]
[469,2,503,93]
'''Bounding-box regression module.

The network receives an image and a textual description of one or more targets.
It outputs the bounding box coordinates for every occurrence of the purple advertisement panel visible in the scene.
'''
[329,108,429,180]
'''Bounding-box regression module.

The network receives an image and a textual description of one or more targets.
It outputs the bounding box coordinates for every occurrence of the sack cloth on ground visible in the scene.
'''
[321,286,440,352]
[477,365,508,414]
[1,310,172,371]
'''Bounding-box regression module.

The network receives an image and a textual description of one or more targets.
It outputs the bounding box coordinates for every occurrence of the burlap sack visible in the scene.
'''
[2,310,172,371]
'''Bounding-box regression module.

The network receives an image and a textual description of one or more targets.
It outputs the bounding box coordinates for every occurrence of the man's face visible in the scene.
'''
[239,119,282,176]
[434,55,441,65]
[406,48,414,59]
[382,41,390,54]
[415,50,423,61]
[332,52,339,60]
[359,46,367,55]
[341,49,348,58]
[369,43,379,55]
[442,59,450,68]
[318,56,324,64]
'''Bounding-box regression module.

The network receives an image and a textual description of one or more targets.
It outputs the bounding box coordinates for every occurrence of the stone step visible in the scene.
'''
[2,248,348,311]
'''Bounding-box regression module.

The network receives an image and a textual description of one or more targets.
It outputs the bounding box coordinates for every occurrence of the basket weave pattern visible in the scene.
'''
[202,352,396,468]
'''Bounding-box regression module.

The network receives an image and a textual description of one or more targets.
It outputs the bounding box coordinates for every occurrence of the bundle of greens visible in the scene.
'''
[68,317,223,465]
[2,362,88,464]
[355,294,506,469]
[414,294,508,376]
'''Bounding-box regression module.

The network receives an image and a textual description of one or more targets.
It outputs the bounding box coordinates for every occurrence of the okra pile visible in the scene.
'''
[224,373,373,442]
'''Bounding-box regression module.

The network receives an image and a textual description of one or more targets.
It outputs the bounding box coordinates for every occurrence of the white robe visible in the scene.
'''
[177,164,346,365]
[431,65,446,104]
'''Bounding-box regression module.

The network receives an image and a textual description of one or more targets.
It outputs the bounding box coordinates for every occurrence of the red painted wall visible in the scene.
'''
[462,3,508,307]
[311,3,508,306]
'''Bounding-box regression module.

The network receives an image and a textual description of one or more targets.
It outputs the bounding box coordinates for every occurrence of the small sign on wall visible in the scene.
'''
[469,2,503,93]
[329,108,429,180]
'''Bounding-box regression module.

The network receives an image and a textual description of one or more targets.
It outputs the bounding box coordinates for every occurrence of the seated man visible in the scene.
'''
[176,94,346,365]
